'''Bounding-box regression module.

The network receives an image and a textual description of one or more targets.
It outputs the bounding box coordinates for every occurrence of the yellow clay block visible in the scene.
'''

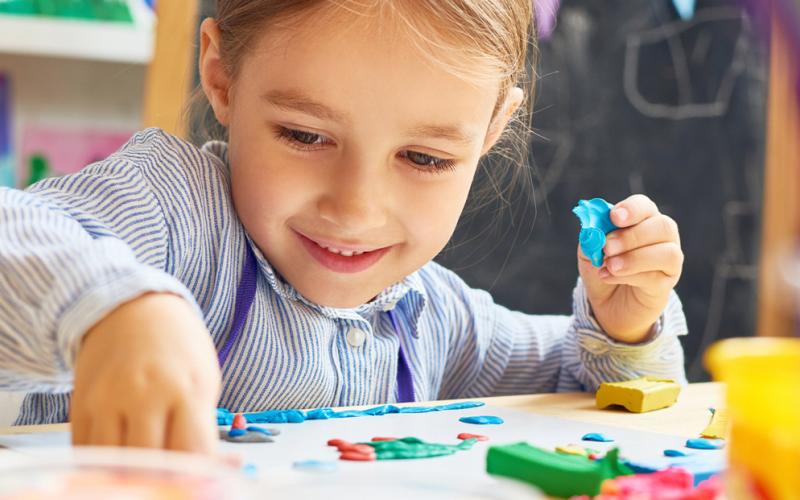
[555,444,588,457]
[595,376,681,413]
[700,408,730,439]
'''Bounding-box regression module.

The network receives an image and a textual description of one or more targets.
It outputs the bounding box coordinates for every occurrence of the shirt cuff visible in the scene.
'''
[57,267,202,377]
[571,278,688,357]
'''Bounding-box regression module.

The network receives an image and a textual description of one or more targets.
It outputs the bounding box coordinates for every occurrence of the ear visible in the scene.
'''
[199,18,233,127]
[481,87,524,155]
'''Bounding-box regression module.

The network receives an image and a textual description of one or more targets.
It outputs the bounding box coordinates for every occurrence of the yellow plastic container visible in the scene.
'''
[705,337,800,500]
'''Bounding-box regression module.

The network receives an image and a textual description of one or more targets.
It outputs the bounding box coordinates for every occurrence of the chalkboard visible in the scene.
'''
[192,0,768,382]
[436,0,768,381]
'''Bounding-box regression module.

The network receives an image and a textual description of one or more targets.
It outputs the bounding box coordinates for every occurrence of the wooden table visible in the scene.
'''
[0,382,723,439]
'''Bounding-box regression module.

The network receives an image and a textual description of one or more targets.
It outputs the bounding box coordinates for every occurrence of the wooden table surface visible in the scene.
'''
[0,382,723,438]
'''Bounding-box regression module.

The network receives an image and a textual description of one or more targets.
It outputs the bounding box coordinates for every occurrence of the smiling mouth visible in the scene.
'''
[295,231,392,273]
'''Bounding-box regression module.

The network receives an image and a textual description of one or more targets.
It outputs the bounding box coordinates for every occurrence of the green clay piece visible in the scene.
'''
[595,376,681,413]
[360,436,477,460]
[486,443,632,498]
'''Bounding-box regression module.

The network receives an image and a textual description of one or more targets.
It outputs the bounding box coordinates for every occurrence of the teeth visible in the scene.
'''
[316,241,367,257]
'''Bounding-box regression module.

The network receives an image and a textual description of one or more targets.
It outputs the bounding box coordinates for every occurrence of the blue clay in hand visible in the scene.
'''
[572,198,618,267]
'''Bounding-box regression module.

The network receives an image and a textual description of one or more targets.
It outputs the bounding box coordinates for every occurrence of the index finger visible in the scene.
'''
[610,194,659,228]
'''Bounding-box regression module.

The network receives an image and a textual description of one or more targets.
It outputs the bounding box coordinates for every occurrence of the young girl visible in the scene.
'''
[0,0,686,454]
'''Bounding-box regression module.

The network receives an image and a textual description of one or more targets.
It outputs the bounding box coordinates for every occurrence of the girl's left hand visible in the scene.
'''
[578,194,684,344]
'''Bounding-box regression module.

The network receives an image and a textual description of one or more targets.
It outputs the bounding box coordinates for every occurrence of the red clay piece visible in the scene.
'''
[457,433,489,442]
[231,413,247,430]
[339,451,376,461]
[371,437,399,442]
[327,438,349,448]
[338,443,375,454]
[588,453,600,460]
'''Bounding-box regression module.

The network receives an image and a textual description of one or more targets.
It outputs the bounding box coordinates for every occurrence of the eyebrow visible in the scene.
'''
[406,125,476,146]
[262,88,477,146]
[262,89,348,123]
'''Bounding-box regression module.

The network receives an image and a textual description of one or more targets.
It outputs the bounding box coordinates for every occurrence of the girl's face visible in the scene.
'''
[201,9,520,308]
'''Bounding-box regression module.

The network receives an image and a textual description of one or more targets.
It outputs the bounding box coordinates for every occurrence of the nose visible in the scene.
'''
[317,157,389,233]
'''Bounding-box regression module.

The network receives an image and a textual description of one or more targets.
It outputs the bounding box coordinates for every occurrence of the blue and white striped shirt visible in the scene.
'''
[0,129,688,425]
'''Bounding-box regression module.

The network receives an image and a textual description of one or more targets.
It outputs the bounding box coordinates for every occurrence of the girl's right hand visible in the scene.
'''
[70,293,221,454]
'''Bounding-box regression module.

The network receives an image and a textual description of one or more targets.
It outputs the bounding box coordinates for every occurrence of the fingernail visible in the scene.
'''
[605,239,619,255]
[599,268,610,278]
[608,258,622,272]
[614,207,628,222]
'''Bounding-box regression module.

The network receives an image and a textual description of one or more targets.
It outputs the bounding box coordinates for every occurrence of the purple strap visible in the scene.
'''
[388,308,415,403]
[217,244,258,367]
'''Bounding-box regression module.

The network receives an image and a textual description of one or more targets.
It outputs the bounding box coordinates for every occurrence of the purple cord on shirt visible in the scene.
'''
[217,244,258,367]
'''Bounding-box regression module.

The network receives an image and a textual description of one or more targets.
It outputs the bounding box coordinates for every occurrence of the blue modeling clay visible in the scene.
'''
[227,428,247,438]
[216,401,485,425]
[245,426,273,436]
[664,449,691,457]
[572,198,618,267]
[686,438,725,450]
[458,415,504,425]
[293,460,338,472]
[582,432,614,442]
[625,453,725,486]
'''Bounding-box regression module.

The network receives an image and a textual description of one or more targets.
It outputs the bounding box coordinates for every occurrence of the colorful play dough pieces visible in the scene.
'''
[486,443,632,498]
[326,439,377,461]
[459,415,504,425]
[595,377,681,413]
[685,438,725,450]
[582,432,614,442]
[216,400,485,425]
[457,432,489,441]
[597,467,724,500]
[219,413,280,443]
[572,198,618,267]
[328,436,476,461]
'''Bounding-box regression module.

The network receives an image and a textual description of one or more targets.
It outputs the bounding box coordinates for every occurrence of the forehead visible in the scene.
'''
[235,4,502,129]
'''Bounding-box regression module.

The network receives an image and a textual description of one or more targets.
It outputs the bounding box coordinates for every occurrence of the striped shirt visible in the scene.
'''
[0,128,688,425]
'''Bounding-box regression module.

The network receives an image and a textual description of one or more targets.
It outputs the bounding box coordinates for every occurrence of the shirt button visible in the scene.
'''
[346,327,367,348]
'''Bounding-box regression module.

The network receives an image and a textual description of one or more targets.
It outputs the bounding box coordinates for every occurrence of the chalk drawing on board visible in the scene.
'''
[623,7,748,120]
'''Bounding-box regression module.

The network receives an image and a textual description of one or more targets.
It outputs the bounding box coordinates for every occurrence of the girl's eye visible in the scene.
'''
[275,127,331,149]
[400,150,457,173]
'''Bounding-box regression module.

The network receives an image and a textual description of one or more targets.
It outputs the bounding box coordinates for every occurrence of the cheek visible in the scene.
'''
[403,172,475,250]
[228,146,310,235]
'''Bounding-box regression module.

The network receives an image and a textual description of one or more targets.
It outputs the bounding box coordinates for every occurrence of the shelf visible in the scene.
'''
[0,3,154,64]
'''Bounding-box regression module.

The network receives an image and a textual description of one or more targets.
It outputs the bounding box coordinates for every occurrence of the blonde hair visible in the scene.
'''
[187,0,538,212]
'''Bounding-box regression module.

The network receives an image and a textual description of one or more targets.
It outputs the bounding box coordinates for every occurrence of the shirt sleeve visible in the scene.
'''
[0,154,200,393]
[437,270,688,399]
